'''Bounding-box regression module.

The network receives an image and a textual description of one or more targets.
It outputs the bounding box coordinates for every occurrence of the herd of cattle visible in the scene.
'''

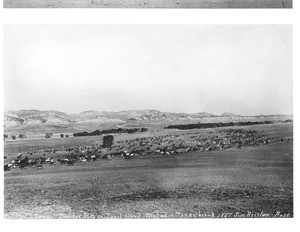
[4,128,293,171]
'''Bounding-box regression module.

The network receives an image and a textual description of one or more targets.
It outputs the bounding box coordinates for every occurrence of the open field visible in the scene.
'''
[4,122,292,155]
[4,0,293,8]
[4,123,293,218]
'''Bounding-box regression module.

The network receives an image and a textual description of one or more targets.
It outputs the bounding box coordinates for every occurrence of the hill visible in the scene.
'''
[3,109,293,135]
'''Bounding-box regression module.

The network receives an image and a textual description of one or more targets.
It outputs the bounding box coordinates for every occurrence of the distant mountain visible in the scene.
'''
[220,112,241,117]
[3,109,219,127]
[3,109,293,134]
[5,110,72,126]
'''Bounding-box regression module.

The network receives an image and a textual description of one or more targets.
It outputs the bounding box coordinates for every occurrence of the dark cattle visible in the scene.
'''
[67,160,74,165]
[19,162,28,169]
[4,164,11,171]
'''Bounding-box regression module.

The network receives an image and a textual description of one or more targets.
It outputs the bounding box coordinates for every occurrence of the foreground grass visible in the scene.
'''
[5,140,293,218]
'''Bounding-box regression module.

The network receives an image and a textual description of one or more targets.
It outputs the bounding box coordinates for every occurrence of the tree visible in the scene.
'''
[103,135,114,148]
[45,132,53,139]
[60,134,64,138]
[18,134,25,139]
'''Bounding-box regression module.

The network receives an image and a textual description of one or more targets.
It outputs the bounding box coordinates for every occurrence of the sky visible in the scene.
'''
[4,25,293,115]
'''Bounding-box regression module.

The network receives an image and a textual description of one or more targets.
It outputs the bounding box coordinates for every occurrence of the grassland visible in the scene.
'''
[4,123,293,218]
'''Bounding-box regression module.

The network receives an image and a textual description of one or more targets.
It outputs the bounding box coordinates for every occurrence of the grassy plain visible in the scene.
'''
[4,123,293,218]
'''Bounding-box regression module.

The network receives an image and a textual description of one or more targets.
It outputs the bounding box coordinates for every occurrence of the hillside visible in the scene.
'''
[3,109,293,135]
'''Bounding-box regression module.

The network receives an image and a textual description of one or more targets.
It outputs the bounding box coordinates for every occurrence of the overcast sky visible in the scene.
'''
[4,25,292,115]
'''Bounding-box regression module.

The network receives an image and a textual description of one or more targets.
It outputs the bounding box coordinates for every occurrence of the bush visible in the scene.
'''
[103,135,114,148]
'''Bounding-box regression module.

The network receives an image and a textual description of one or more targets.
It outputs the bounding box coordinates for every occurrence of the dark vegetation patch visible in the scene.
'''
[73,127,148,137]
[165,121,274,130]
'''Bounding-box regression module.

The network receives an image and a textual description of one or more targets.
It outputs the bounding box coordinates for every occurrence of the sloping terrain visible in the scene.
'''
[4,109,293,135]
[4,124,293,218]
[4,120,293,218]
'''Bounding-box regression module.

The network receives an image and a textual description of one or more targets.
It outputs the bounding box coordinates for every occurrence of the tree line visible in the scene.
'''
[164,121,274,130]
[73,127,148,137]
[3,134,25,141]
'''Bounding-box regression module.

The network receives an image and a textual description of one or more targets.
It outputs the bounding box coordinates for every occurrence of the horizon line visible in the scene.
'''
[4,108,294,117]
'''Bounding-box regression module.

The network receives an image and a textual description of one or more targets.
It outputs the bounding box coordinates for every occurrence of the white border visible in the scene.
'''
[0,2,299,232]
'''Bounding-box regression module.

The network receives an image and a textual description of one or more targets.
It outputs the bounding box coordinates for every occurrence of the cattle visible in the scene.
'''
[36,164,43,169]
[67,160,74,165]
[5,126,290,174]
[4,164,11,171]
